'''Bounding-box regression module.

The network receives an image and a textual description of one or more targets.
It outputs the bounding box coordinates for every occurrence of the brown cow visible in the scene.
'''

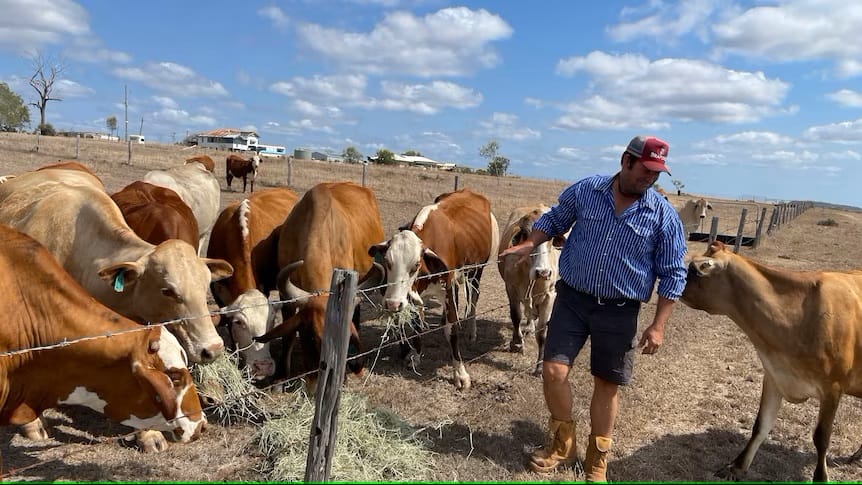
[226,153,261,193]
[0,224,206,452]
[681,241,862,482]
[207,188,299,380]
[368,188,500,390]
[254,182,385,391]
[111,181,200,248]
[185,154,215,173]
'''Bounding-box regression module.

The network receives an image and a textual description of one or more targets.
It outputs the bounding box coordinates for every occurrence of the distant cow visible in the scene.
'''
[185,154,215,173]
[369,188,500,390]
[143,162,221,255]
[112,181,200,248]
[654,186,670,200]
[677,197,713,234]
[226,153,261,193]
[497,205,565,375]
[254,182,385,391]
[0,225,206,453]
[207,188,299,380]
[681,241,862,482]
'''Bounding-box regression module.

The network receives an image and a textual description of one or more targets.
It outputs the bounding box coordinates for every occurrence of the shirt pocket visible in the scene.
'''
[572,207,610,243]
[622,221,655,257]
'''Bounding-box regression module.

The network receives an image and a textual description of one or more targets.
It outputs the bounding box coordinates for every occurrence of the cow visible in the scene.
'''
[681,241,862,482]
[253,182,385,392]
[368,188,500,391]
[677,197,713,234]
[207,188,300,380]
[226,153,261,193]
[143,162,221,255]
[0,224,206,453]
[111,181,200,248]
[0,167,234,364]
[185,154,215,173]
[497,205,565,375]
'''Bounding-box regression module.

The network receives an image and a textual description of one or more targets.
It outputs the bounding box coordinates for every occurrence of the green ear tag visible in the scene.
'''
[374,251,384,264]
[113,269,125,293]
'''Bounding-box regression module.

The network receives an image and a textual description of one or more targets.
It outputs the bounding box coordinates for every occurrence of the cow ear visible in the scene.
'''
[551,234,567,249]
[422,248,448,276]
[132,362,179,421]
[707,202,714,210]
[202,258,234,282]
[511,229,528,246]
[368,241,389,260]
[98,262,144,292]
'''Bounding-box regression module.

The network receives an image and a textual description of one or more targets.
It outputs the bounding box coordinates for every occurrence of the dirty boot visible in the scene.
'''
[528,418,577,473]
[583,434,612,483]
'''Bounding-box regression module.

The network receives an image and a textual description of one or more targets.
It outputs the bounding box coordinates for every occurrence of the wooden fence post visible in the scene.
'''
[304,268,358,483]
[454,174,459,191]
[287,157,293,187]
[361,163,367,187]
[767,207,778,235]
[75,134,80,159]
[753,207,767,248]
[734,208,748,254]
[708,216,719,245]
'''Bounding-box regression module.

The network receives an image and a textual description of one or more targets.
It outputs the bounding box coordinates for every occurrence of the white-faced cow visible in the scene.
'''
[226,153,261,193]
[0,225,207,453]
[111,181,200,248]
[368,188,500,390]
[677,197,713,234]
[0,166,233,364]
[143,162,221,256]
[681,241,862,482]
[497,205,565,375]
[254,182,385,392]
[207,188,299,380]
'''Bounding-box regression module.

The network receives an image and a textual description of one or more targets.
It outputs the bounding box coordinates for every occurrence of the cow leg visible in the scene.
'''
[533,292,554,376]
[242,176,248,193]
[717,374,783,480]
[134,429,169,453]
[226,173,233,190]
[507,286,525,353]
[443,287,470,390]
[20,418,48,441]
[465,268,482,344]
[812,392,842,483]
[400,312,423,369]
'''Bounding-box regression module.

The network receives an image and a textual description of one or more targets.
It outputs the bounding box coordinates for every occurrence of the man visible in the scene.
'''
[501,135,687,482]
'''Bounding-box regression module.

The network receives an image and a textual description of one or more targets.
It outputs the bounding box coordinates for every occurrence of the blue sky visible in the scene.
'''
[1,0,861,207]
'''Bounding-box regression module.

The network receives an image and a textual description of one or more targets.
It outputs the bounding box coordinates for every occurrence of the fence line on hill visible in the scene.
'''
[687,200,813,253]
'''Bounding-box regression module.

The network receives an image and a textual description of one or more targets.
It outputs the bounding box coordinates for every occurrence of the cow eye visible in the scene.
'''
[411,262,420,274]
[161,287,183,302]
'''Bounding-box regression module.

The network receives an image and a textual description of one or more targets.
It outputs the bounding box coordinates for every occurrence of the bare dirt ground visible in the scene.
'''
[1,133,861,482]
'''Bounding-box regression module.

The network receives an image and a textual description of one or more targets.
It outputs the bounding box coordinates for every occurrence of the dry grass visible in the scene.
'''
[1,132,862,482]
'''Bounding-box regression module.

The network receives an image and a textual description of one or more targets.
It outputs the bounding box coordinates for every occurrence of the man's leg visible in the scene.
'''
[529,360,578,473]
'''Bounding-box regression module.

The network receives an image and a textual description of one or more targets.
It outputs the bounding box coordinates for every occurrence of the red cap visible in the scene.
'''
[625,135,671,175]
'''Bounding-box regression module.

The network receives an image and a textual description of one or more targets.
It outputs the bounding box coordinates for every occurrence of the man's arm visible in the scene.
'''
[638,296,676,354]
[498,228,550,264]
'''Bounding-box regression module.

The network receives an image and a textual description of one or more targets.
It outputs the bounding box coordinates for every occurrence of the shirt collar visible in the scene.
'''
[596,173,659,213]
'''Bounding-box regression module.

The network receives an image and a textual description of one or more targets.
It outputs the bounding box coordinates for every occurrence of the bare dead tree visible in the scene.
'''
[28,50,66,130]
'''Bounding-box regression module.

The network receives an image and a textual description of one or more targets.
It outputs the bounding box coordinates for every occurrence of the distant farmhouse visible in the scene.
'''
[366,153,456,171]
[194,128,286,156]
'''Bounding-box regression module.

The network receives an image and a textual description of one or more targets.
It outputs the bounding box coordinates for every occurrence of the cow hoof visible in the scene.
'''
[532,363,543,376]
[509,341,524,353]
[714,464,745,481]
[403,351,421,370]
[136,430,169,453]
[21,419,49,441]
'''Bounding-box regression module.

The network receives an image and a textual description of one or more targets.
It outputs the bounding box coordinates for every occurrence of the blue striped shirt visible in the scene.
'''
[533,174,687,302]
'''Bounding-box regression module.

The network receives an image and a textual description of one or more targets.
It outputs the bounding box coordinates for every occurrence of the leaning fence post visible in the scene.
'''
[708,216,719,245]
[753,207,767,248]
[734,208,748,254]
[304,268,357,483]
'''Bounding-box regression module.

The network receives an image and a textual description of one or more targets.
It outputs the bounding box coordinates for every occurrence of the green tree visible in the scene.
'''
[28,50,66,130]
[343,145,363,164]
[479,140,510,176]
[402,149,422,156]
[672,179,685,196]
[375,148,396,165]
[106,115,117,138]
[0,82,30,132]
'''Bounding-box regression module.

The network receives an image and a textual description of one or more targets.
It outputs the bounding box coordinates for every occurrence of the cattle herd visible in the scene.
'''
[0,155,860,483]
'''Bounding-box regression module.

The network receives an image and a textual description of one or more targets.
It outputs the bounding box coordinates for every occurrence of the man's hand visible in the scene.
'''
[638,323,663,355]
[498,242,533,264]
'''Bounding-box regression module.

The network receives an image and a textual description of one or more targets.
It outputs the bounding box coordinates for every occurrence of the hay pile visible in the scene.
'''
[191,352,278,425]
[256,390,435,482]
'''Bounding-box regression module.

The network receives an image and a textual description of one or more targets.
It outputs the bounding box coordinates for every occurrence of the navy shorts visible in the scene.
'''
[544,280,641,385]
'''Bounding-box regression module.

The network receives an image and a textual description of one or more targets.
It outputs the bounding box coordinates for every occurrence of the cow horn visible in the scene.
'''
[277,260,312,305]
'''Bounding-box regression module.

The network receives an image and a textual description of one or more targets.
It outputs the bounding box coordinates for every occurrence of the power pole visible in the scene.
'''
[124,85,130,164]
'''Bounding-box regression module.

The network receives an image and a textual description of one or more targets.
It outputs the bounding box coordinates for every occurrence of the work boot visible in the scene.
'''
[583,434,612,483]
[528,418,577,473]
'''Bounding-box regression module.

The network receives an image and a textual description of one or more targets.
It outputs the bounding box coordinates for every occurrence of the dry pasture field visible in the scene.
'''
[0,133,861,482]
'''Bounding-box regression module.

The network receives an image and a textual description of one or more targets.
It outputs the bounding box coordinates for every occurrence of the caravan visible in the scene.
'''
[130,134,145,144]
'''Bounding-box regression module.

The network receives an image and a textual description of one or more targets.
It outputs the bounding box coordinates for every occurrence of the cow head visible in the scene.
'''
[368,230,449,312]
[220,289,278,380]
[97,240,234,364]
[507,207,565,281]
[680,241,733,314]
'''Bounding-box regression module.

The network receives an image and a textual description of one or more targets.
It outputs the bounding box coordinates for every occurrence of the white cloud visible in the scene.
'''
[712,0,862,78]
[258,6,290,29]
[296,7,512,77]
[827,89,862,107]
[54,79,93,97]
[557,147,587,159]
[0,0,89,54]
[113,62,229,97]
[368,81,482,114]
[607,0,721,43]
[150,108,217,126]
[270,74,367,102]
[699,131,797,148]
[803,118,862,142]
[478,112,540,141]
[152,96,178,109]
[292,99,343,119]
[553,51,790,129]
[289,118,335,134]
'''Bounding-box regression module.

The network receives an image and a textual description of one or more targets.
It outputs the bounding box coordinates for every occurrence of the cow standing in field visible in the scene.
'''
[681,241,862,482]
[143,162,221,255]
[207,188,299,380]
[226,153,261,193]
[0,225,207,452]
[111,181,200,248]
[254,182,385,391]
[368,188,500,390]
[185,154,215,173]
[677,197,713,234]
[497,205,565,375]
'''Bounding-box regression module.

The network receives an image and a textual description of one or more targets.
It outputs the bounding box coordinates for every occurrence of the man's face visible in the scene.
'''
[619,156,661,196]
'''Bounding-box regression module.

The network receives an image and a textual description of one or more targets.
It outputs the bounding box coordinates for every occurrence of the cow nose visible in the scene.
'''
[200,342,224,363]
[535,268,552,280]
[385,299,403,311]
[253,360,275,377]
